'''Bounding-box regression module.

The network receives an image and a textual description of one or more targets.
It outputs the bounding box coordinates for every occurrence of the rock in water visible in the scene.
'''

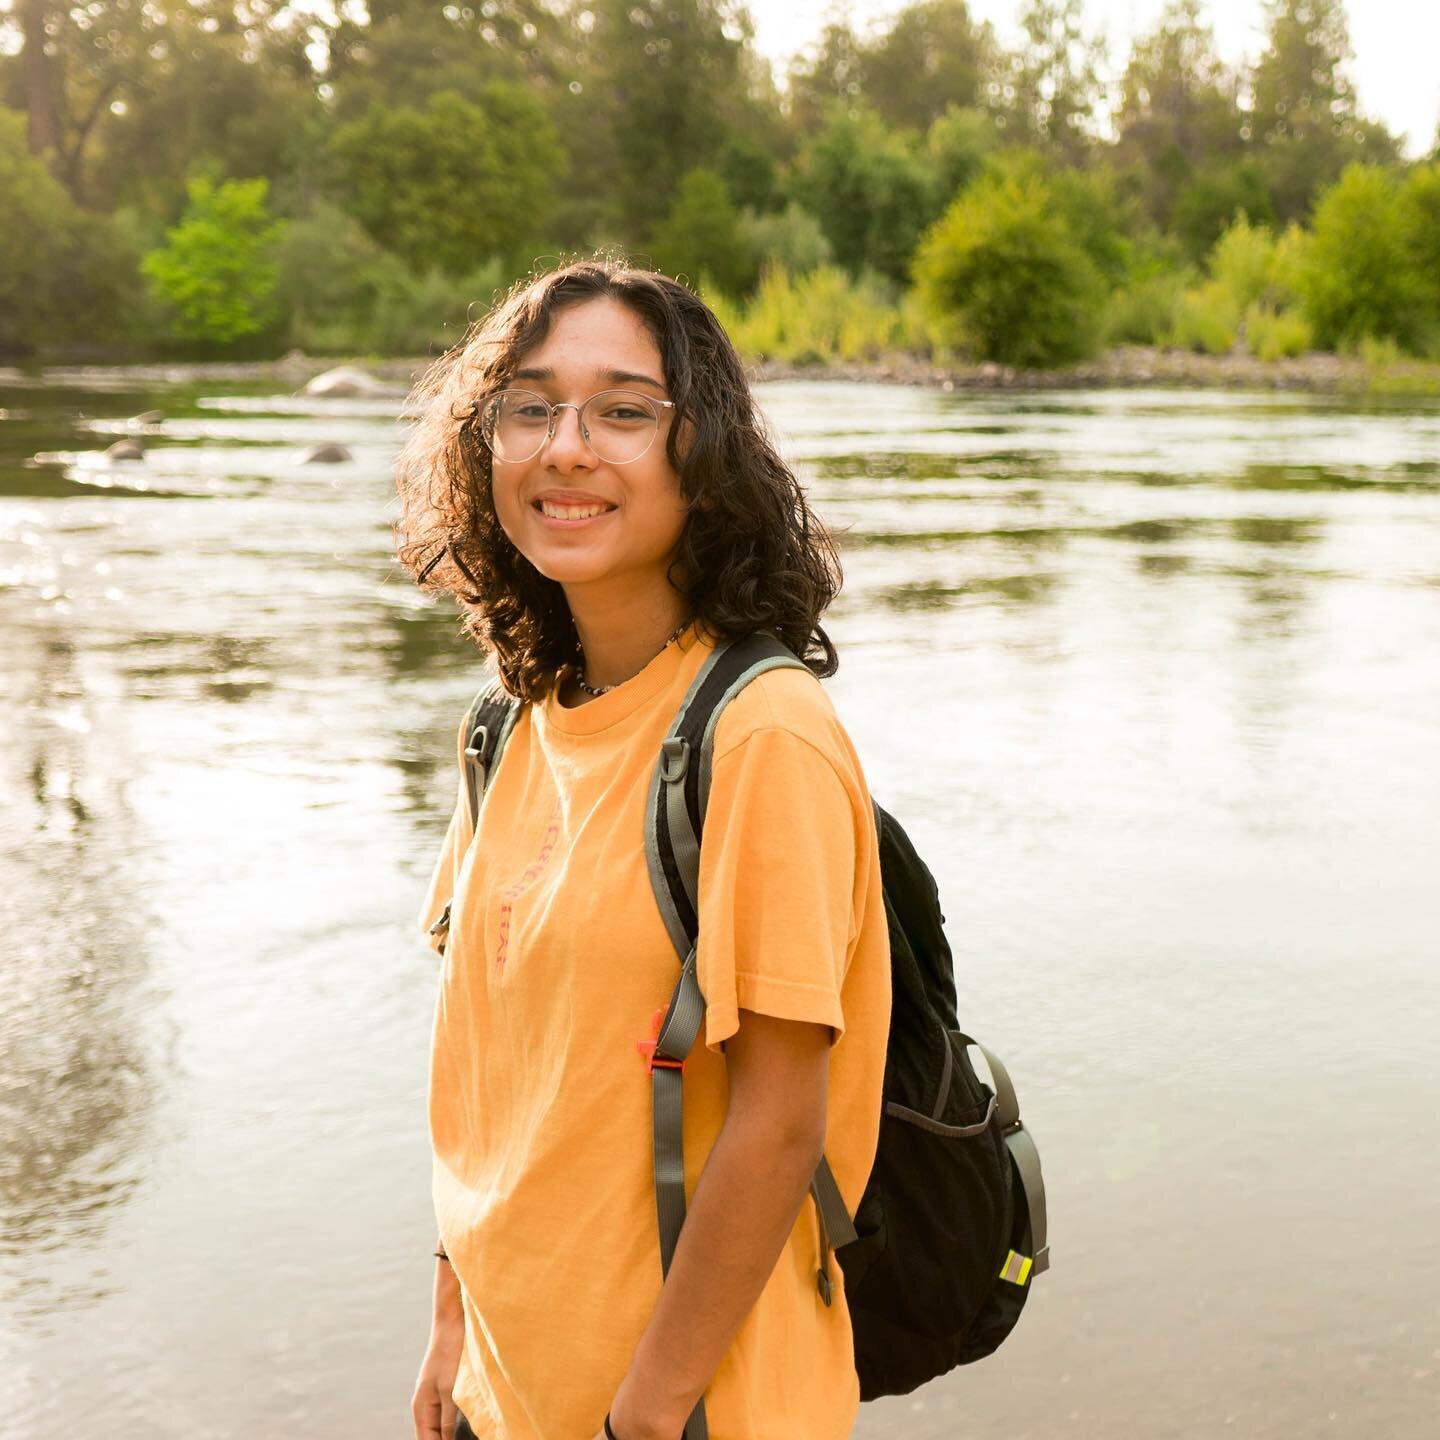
[303,366,386,398]
[299,442,353,464]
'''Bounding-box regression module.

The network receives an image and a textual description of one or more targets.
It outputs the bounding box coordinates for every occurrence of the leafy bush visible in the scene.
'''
[273,201,401,352]
[1296,164,1434,353]
[1399,163,1440,298]
[1209,215,1277,311]
[140,176,285,345]
[1170,215,1311,358]
[738,203,833,276]
[366,260,510,356]
[0,108,144,354]
[651,169,756,297]
[1047,164,1134,286]
[1170,279,1240,354]
[1107,270,1189,345]
[913,171,1105,366]
[1269,224,1311,308]
[1244,303,1312,361]
[707,265,936,364]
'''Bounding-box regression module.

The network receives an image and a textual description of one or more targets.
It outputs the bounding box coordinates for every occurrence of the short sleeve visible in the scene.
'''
[695,725,871,1054]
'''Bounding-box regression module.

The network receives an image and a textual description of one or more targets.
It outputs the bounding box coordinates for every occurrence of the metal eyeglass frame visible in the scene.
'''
[477,387,677,465]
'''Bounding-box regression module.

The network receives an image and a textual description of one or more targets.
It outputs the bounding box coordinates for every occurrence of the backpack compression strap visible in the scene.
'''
[971,1039,1050,1278]
[641,634,860,1439]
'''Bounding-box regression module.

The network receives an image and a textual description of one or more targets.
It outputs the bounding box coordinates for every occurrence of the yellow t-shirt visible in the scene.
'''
[419,624,891,1439]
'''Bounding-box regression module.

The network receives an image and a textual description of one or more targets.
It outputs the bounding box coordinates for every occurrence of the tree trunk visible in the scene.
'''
[21,0,63,163]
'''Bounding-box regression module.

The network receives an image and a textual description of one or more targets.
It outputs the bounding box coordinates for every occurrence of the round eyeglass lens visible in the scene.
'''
[478,389,662,464]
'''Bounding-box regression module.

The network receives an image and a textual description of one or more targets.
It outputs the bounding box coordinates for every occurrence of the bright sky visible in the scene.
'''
[750,0,1440,158]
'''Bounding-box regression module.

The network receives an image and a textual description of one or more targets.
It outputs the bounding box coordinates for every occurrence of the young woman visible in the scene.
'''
[395,260,891,1440]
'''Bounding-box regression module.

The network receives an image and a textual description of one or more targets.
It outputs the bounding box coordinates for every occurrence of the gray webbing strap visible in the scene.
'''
[461,685,523,833]
[974,1041,1019,1130]
[810,1154,858,1249]
[975,1042,1049,1276]
[649,945,709,1439]
[643,644,734,961]
[693,655,812,825]
[661,738,700,920]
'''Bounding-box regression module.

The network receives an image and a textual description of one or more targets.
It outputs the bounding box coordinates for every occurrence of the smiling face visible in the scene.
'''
[488,297,689,611]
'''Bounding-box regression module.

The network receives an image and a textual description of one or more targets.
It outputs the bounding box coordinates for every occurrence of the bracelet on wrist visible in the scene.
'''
[603,1414,619,1440]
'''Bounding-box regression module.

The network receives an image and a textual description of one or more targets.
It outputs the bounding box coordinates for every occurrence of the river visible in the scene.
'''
[2,376,1437,1439]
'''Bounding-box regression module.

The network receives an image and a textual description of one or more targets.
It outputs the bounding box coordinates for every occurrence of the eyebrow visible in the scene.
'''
[512,365,667,393]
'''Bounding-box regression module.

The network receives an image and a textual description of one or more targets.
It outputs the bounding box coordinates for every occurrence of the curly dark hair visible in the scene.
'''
[393,257,841,701]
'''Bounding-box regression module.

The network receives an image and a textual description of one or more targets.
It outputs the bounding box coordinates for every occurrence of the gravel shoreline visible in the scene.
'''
[7,345,1440,395]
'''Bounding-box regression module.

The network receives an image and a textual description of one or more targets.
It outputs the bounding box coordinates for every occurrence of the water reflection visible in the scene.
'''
[2,377,1439,1439]
[874,573,1060,611]
[0,629,161,1318]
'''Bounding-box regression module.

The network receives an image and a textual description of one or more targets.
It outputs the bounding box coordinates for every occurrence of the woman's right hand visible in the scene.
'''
[412,1256,466,1440]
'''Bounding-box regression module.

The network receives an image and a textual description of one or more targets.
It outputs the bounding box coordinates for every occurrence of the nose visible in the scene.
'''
[541,403,595,468]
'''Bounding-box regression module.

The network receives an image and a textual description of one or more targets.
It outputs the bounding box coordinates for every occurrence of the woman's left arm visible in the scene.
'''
[597,1008,833,1440]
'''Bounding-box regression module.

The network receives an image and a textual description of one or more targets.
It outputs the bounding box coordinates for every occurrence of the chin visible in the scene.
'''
[524,548,614,586]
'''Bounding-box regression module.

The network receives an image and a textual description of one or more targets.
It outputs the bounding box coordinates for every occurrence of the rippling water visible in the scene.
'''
[2,377,1438,1439]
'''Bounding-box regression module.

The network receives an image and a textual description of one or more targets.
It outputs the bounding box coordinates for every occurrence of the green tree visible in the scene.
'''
[914,169,1105,366]
[327,86,561,274]
[1251,0,1354,141]
[926,105,997,208]
[0,105,139,352]
[1296,164,1433,352]
[996,0,1107,163]
[795,103,934,282]
[651,168,756,296]
[0,1,326,213]
[1114,0,1244,230]
[1,0,162,198]
[576,0,755,237]
[140,175,285,344]
[784,20,866,133]
[1170,159,1275,261]
[864,0,997,133]
[1,101,85,349]
[738,202,833,275]
[326,0,567,117]
[85,13,323,222]
[1250,0,1400,223]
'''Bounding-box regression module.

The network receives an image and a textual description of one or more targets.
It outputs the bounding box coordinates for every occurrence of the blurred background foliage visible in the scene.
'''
[1,0,1438,366]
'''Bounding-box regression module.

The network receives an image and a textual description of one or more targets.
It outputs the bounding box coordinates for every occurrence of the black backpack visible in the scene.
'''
[430,632,1048,1434]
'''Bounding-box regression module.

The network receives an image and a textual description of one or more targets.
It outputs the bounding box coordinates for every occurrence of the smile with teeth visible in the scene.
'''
[535,499,616,520]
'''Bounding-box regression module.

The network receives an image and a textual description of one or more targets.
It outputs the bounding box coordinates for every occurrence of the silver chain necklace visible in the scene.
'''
[573,618,691,698]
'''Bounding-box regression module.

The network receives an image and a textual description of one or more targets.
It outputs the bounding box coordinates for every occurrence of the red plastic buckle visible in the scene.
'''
[636,1006,687,1076]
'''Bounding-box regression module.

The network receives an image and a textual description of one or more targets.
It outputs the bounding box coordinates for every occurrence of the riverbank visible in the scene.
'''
[7,344,1440,397]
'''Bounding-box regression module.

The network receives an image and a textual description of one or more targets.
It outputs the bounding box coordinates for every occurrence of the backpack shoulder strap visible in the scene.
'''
[459,679,524,834]
[643,631,810,962]
[639,633,809,1440]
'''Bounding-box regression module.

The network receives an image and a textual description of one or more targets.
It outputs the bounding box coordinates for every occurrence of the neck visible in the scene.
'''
[565,581,690,695]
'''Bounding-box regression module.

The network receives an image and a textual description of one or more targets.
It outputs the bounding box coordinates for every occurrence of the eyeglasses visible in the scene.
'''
[474,388,676,465]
